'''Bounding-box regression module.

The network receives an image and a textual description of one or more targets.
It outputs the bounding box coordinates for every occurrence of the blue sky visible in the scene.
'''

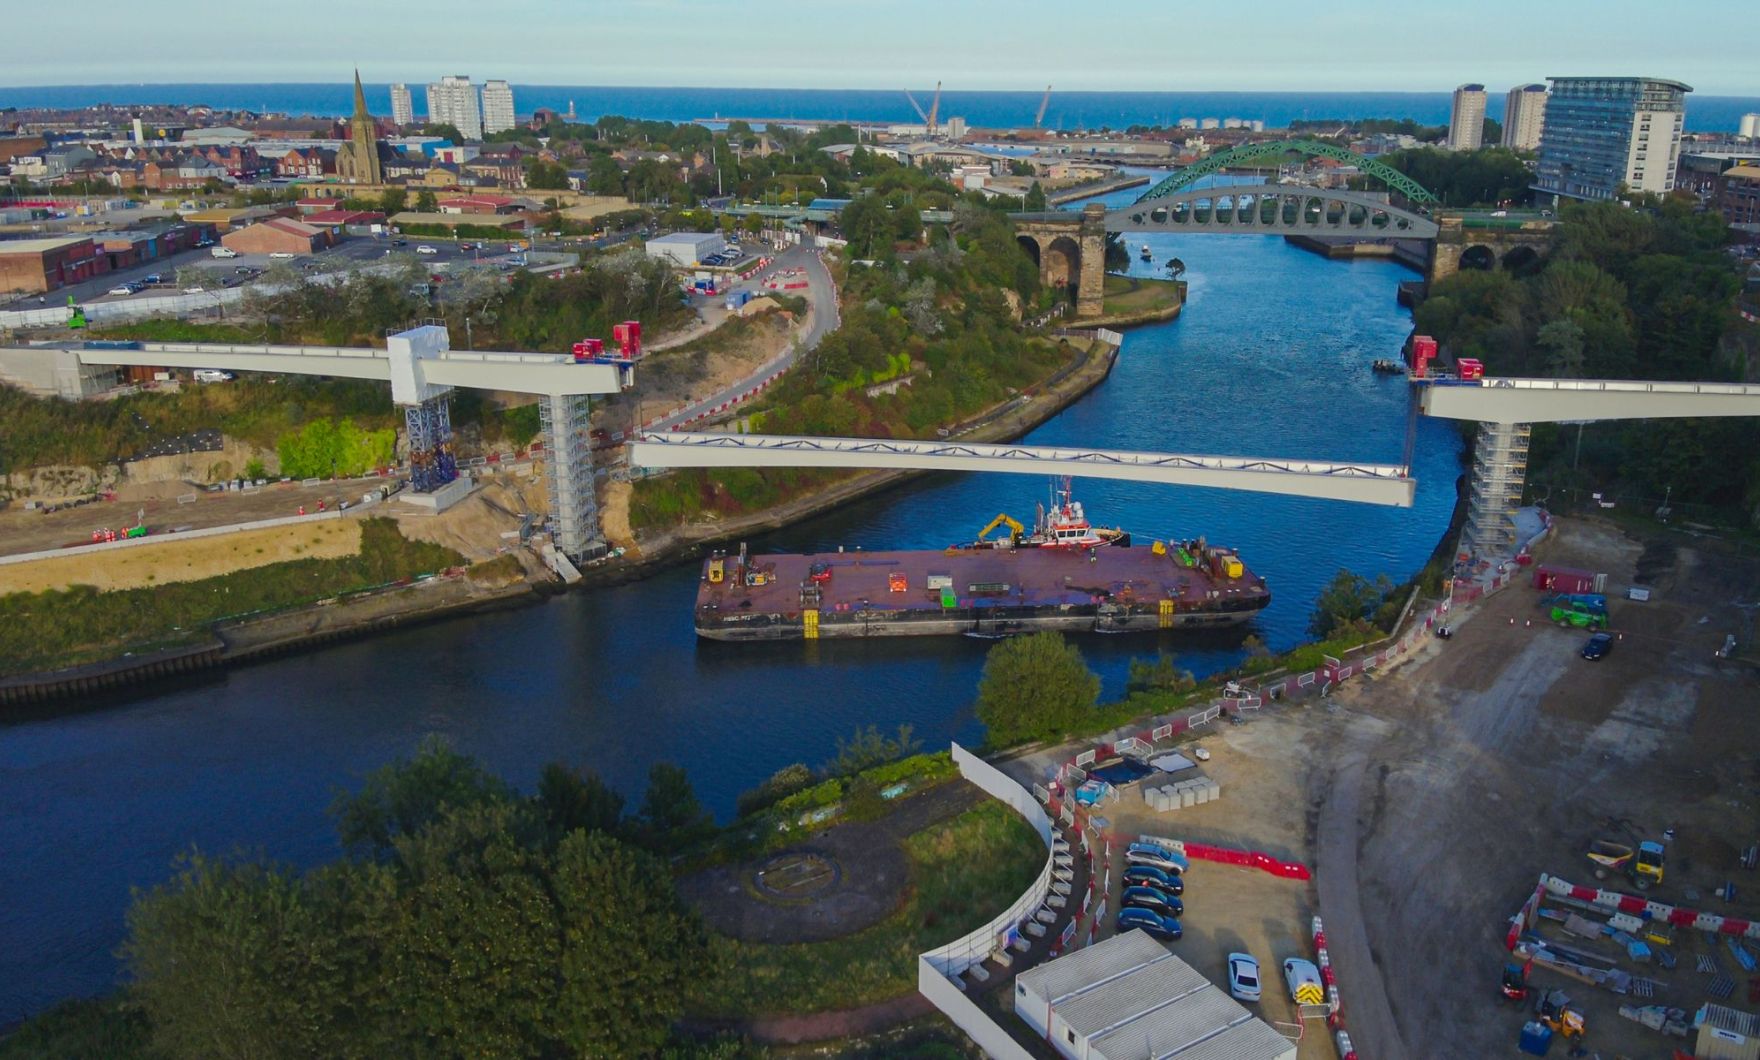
[7,0,1757,94]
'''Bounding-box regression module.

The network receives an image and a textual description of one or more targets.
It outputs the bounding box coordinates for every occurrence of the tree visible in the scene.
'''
[1023,181,1047,211]
[1103,232,1129,273]
[378,187,407,216]
[587,154,626,196]
[975,632,1099,748]
[421,122,464,143]
[831,724,921,775]
[331,734,512,854]
[414,189,438,213]
[638,763,713,847]
[839,196,891,258]
[536,762,625,839]
[1537,318,1586,377]
[1165,257,1186,280]
[1308,569,1394,638]
[526,159,571,191]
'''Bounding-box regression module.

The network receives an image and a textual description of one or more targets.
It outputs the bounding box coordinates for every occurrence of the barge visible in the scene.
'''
[694,485,1269,641]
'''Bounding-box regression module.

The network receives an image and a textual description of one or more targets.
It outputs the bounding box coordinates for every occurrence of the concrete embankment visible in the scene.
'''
[580,337,1122,589]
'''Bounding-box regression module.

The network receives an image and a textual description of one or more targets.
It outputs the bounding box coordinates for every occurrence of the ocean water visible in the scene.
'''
[3,83,1756,134]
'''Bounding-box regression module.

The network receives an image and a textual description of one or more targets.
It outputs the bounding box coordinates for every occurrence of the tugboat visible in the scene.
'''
[1139,243,1153,261]
[1371,359,1406,375]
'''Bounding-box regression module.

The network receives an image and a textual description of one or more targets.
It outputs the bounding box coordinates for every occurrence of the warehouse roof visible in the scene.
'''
[1088,990,1291,1060]
[646,231,722,244]
[0,235,92,255]
[1056,955,1210,1036]
[1018,929,1172,1003]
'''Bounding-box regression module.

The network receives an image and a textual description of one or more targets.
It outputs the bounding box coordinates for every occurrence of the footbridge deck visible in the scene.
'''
[70,339,624,396]
[1421,377,1760,424]
[630,432,1416,507]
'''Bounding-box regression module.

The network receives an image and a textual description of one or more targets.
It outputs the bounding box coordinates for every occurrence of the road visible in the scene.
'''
[649,245,836,430]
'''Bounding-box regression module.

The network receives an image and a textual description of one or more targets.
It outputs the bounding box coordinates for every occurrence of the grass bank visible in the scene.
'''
[0,518,464,677]
[686,799,1043,1016]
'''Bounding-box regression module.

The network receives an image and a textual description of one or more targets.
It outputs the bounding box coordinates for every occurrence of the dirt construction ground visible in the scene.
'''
[1321,517,1760,1059]
[998,515,1758,1060]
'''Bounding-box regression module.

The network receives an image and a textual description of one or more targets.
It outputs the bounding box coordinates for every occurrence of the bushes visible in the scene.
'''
[276,418,396,479]
[975,632,1100,748]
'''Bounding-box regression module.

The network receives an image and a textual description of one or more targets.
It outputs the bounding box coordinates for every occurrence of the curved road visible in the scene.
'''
[650,246,838,430]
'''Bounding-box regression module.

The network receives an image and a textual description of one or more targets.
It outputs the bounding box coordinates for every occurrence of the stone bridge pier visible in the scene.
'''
[1428,215,1559,284]
[1014,203,1107,319]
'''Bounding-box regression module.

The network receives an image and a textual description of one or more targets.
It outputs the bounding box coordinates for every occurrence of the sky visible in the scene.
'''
[6,0,1758,94]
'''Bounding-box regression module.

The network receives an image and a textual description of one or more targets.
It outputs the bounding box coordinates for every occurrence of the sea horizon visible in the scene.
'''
[3,83,1757,133]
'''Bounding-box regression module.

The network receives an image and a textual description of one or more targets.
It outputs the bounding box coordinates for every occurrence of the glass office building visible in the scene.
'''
[1533,77,1691,202]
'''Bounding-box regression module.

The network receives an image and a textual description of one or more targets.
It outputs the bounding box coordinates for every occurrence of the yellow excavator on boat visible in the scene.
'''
[978,513,1025,547]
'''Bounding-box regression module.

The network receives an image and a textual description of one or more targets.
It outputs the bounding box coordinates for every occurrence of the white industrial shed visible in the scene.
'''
[1015,931,1295,1060]
[644,231,725,267]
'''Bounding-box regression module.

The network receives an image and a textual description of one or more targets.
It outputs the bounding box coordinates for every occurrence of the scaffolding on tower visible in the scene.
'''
[404,394,459,492]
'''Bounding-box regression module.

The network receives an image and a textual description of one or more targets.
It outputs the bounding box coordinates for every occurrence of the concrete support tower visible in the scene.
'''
[1463,420,1531,559]
[540,394,604,560]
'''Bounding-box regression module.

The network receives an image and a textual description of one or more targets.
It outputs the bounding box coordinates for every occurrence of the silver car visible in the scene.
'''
[1226,952,1261,1002]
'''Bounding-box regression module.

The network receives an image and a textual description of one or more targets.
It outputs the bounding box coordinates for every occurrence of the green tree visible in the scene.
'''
[587,154,626,196]
[536,762,625,839]
[551,830,708,1057]
[414,189,438,213]
[638,763,713,847]
[839,196,891,258]
[975,632,1099,747]
[1023,181,1047,211]
[831,724,921,775]
[1103,232,1129,272]
[1537,318,1586,377]
[1308,569,1394,638]
[421,122,464,143]
[526,159,571,190]
[331,734,512,854]
[378,187,407,216]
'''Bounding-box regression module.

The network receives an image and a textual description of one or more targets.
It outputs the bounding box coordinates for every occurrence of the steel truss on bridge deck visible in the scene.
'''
[1105,185,1439,239]
[630,432,1416,507]
[1137,139,1439,204]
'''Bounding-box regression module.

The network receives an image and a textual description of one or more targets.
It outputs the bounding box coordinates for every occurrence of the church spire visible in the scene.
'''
[352,68,370,120]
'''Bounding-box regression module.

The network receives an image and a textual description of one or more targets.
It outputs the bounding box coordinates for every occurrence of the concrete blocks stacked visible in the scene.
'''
[1145,776,1223,813]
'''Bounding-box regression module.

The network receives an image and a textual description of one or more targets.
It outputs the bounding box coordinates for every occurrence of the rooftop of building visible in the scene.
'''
[0,235,92,254]
[1545,75,1694,92]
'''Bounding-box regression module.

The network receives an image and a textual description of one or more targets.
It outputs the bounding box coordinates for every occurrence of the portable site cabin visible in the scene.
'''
[1014,931,1295,1060]
[1695,1003,1760,1060]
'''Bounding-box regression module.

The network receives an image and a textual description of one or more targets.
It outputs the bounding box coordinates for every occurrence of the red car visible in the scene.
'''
[808,562,832,584]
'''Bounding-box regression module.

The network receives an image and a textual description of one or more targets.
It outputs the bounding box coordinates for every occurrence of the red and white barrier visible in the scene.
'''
[1539,873,1760,941]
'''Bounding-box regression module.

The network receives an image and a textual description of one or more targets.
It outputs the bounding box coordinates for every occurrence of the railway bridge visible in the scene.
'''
[1013,140,1558,319]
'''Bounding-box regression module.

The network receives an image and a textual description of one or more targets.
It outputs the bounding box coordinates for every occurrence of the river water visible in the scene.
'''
[0,180,1462,1023]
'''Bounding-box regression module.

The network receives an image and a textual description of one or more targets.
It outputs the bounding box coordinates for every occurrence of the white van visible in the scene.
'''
[210,246,238,258]
[193,369,235,383]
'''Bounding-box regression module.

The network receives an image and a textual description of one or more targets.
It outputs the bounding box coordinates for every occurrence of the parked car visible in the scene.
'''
[392,238,408,246]
[268,252,296,259]
[1581,632,1613,661]
[1282,958,1324,1005]
[1120,885,1183,918]
[107,284,137,296]
[193,369,235,383]
[458,242,473,251]
[1121,864,1183,894]
[142,274,163,285]
[1227,953,1262,1002]
[416,245,438,255]
[1125,842,1189,875]
[210,246,238,258]
[1117,907,1182,940]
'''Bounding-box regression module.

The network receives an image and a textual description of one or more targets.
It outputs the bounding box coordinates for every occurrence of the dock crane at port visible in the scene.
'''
[904,82,944,137]
[1035,85,1052,128]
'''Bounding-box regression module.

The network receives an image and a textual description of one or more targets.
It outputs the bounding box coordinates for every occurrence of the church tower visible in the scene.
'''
[340,69,383,185]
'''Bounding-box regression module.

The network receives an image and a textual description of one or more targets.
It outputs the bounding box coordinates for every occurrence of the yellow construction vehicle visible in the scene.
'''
[1537,990,1585,1041]
[707,550,726,584]
[977,513,1025,547]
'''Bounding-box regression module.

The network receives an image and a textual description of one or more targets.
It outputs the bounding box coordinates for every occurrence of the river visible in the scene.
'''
[0,180,1463,1023]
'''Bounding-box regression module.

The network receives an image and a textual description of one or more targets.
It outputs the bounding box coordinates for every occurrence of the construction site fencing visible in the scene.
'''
[1537,873,1760,942]
[918,743,1055,977]
[917,743,1059,1056]
[0,507,352,568]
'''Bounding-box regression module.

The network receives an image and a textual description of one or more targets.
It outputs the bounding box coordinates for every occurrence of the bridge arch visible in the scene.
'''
[1104,186,1439,240]
[1457,245,1497,271]
[1042,235,1082,292]
[1137,140,1439,205]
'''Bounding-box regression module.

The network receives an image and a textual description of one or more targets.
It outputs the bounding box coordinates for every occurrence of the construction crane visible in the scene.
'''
[927,81,942,138]
[1035,85,1052,128]
[904,89,929,125]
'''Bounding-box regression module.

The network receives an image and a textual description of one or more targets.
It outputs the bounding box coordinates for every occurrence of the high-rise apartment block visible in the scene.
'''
[1449,84,1488,150]
[1501,84,1548,151]
[1533,76,1691,201]
[389,83,413,126]
[481,80,516,135]
[425,75,483,140]
[1741,113,1760,140]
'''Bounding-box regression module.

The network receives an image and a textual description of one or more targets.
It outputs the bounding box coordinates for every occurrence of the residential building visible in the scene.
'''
[426,76,483,140]
[1502,83,1549,151]
[481,80,515,136]
[220,217,333,256]
[1718,165,1760,226]
[389,83,413,126]
[1741,113,1760,140]
[1449,84,1488,150]
[1676,150,1760,197]
[1534,76,1692,201]
[337,70,385,185]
